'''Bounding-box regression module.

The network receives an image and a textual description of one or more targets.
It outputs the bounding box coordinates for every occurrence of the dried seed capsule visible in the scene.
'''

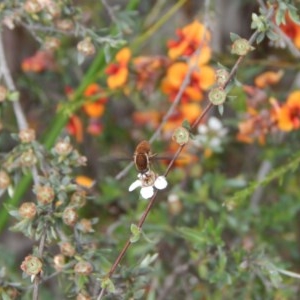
[20,149,37,167]
[0,170,10,190]
[208,87,227,105]
[60,242,76,257]
[36,185,55,205]
[19,202,37,219]
[74,261,93,275]
[19,128,36,143]
[54,140,73,156]
[216,69,229,87]
[53,254,65,271]
[70,190,87,208]
[63,207,78,226]
[77,37,96,56]
[20,255,42,275]
[231,38,254,56]
[172,126,189,145]
[24,0,42,14]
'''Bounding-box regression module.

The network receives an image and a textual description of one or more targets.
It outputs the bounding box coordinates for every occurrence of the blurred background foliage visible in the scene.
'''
[1,0,300,299]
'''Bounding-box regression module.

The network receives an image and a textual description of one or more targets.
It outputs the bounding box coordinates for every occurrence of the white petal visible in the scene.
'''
[209,137,221,148]
[154,176,168,190]
[140,186,154,199]
[208,117,222,131]
[198,124,208,134]
[129,180,142,192]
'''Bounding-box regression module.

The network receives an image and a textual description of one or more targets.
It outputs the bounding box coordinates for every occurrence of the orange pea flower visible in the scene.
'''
[83,83,107,118]
[277,91,300,131]
[87,119,103,136]
[75,175,95,189]
[132,56,170,92]
[162,103,201,136]
[279,13,300,49]
[66,115,83,143]
[161,62,215,102]
[105,47,131,89]
[167,20,211,59]
[254,70,283,88]
[21,50,56,73]
[132,110,161,129]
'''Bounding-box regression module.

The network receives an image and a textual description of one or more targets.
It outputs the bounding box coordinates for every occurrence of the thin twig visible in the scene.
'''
[101,0,119,25]
[0,29,28,130]
[98,4,275,300]
[0,28,40,186]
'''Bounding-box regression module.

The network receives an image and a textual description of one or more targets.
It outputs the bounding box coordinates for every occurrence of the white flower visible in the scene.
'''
[129,171,168,199]
[193,116,228,152]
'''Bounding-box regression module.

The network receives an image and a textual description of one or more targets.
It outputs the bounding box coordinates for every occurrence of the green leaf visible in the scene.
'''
[217,104,224,116]
[177,227,206,246]
[101,277,115,293]
[229,32,241,42]
[288,5,300,24]
[7,91,20,102]
[130,223,141,243]
[181,119,191,131]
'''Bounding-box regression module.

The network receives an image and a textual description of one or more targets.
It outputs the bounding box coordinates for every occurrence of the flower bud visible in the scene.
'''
[63,207,78,226]
[0,170,10,190]
[20,255,42,276]
[24,0,42,14]
[216,69,229,87]
[53,254,65,271]
[172,126,189,146]
[55,19,74,31]
[74,261,93,275]
[78,218,93,233]
[44,37,61,51]
[0,85,7,102]
[70,190,87,208]
[19,128,36,143]
[77,38,96,56]
[20,149,37,167]
[19,202,37,219]
[76,292,91,300]
[208,87,227,106]
[46,2,61,18]
[231,38,254,56]
[60,242,76,257]
[54,140,73,156]
[167,194,183,216]
[36,185,55,205]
